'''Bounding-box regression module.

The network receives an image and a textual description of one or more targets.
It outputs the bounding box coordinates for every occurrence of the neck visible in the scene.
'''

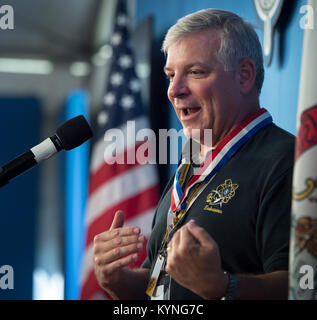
[199,143,215,160]
[199,106,260,159]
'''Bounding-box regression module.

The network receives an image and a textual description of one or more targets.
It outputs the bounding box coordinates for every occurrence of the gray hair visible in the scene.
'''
[162,9,264,96]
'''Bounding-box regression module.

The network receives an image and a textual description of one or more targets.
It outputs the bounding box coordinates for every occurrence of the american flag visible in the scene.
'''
[80,0,159,300]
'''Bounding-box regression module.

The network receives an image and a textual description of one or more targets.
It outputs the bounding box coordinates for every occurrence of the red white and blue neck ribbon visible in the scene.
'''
[170,108,273,214]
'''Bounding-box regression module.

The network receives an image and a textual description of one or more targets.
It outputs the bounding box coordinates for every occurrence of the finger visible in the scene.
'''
[110,210,125,230]
[186,220,214,246]
[166,231,180,274]
[179,225,197,246]
[174,227,195,257]
[170,228,181,249]
[97,242,145,266]
[95,226,141,243]
[106,252,140,274]
[97,234,145,254]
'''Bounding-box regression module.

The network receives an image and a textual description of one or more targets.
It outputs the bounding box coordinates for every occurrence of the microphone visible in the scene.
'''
[0,115,93,188]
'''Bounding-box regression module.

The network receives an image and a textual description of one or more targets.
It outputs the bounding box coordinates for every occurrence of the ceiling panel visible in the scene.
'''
[0,0,102,61]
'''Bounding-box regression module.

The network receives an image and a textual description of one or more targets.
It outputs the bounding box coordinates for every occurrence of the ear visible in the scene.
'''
[236,58,256,95]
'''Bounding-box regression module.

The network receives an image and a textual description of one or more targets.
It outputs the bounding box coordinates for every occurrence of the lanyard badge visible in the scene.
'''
[146,252,166,298]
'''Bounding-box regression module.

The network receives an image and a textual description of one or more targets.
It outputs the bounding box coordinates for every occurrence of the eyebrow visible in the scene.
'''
[163,66,172,73]
[163,62,211,73]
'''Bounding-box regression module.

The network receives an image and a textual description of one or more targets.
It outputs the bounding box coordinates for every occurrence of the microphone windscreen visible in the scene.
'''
[56,115,93,150]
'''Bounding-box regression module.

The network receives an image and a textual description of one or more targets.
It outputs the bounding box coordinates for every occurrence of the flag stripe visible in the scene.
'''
[86,164,158,226]
[90,116,149,174]
[85,188,158,247]
[89,141,149,195]
[80,268,108,300]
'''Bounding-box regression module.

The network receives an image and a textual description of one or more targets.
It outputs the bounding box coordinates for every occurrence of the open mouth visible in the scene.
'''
[181,107,201,119]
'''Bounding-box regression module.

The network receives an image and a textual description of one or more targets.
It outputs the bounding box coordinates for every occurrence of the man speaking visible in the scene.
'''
[93,9,294,300]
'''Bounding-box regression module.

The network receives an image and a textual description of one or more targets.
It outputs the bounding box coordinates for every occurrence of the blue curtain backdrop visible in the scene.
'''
[0,97,40,299]
[64,90,90,300]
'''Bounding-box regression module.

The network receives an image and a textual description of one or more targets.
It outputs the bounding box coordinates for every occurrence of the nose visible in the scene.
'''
[168,74,190,100]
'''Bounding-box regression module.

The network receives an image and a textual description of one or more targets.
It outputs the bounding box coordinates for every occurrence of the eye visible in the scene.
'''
[189,69,204,76]
[166,73,175,81]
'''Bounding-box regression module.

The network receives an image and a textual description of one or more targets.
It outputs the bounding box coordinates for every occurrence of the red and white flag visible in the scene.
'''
[80,0,159,300]
[289,0,317,299]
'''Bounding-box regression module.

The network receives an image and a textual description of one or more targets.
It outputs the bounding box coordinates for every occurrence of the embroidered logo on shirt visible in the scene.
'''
[204,179,239,214]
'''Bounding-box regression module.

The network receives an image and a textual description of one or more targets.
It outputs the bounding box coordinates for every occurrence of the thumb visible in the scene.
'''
[110,210,125,230]
[186,220,215,247]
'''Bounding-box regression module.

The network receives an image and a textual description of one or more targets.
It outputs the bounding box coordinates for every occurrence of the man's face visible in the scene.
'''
[164,30,241,145]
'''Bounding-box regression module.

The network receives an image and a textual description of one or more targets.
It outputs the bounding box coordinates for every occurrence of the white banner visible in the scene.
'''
[289,0,317,300]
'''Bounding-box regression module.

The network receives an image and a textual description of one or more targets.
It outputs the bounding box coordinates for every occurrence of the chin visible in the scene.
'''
[183,127,191,138]
[183,127,214,148]
[183,127,202,143]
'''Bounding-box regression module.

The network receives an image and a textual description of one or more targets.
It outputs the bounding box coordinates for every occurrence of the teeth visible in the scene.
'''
[181,107,199,116]
[187,108,196,114]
